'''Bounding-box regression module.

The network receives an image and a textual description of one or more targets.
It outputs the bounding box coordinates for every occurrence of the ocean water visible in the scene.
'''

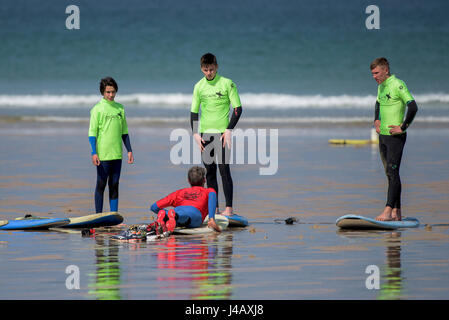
[0,0,449,125]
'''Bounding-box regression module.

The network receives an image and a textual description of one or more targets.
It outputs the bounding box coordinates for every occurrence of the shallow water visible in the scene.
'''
[2,220,449,299]
[1,124,449,299]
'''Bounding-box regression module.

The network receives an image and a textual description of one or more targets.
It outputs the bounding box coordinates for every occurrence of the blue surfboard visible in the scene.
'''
[336,214,419,230]
[0,217,70,230]
[60,212,124,229]
[216,214,248,227]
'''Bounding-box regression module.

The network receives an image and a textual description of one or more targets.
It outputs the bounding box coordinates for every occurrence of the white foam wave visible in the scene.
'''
[0,93,191,108]
[1,92,448,109]
[11,116,449,124]
[242,116,449,123]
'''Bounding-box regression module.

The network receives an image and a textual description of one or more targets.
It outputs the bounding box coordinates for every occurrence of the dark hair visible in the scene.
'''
[200,53,217,67]
[99,77,118,95]
[188,166,206,186]
[370,57,390,72]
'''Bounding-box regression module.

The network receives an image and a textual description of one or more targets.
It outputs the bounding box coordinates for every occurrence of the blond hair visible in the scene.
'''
[370,57,390,74]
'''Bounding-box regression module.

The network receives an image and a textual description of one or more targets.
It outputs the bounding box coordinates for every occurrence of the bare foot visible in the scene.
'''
[375,207,394,221]
[221,207,234,216]
[391,208,402,221]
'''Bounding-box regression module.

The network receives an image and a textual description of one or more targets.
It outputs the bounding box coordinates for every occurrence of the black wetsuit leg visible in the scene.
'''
[95,159,122,213]
[379,133,406,209]
[201,133,233,208]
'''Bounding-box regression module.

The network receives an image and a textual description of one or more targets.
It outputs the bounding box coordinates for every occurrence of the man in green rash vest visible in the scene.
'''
[370,57,418,221]
[190,53,243,216]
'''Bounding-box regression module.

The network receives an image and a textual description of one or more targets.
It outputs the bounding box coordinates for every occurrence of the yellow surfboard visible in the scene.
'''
[328,139,374,145]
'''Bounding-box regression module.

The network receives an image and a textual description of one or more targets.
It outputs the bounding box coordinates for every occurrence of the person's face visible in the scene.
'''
[103,85,116,101]
[201,64,218,81]
[371,65,389,84]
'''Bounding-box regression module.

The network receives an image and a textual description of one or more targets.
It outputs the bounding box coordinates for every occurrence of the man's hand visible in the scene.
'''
[388,125,403,135]
[220,129,232,149]
[127,151,134,164]
[193,133,205,152]
[92,154,101,166]
[207,218,222,232]
[374,120,381,134]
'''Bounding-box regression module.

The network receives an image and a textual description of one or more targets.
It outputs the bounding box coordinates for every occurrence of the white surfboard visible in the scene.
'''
[173,214,229,235]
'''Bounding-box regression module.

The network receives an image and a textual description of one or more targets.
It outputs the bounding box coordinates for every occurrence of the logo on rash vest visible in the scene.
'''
[216,91,225,98]
[184,191,201,200]
[386,93,391,100]
[105,113,122,120]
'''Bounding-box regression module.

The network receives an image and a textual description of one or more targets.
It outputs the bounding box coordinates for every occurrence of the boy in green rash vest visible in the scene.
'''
[88,77,134,213]
[190,53,243,216]
[370,57,418,221]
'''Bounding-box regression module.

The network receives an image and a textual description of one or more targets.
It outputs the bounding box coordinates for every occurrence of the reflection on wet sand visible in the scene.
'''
[154,233,234,300]
[88,236,122,300]
[337,229,404,299]
[2,127,449,299]
[85,231,235,300]
[378,232,403,300]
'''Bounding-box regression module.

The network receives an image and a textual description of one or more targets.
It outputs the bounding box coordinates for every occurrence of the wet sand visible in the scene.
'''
[1,122,449,299]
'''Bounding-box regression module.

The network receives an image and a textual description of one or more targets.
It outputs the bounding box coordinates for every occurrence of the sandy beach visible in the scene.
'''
[1,0,449,303]
[1,121,448,299]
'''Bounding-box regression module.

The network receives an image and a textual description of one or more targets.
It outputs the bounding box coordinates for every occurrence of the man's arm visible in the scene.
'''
[390,80,417,133]
[221,106,243,148]
[208,191,217,220]
[89,136,97,155]
[206,191,221,232]
[389,100,418,135]
[221,79,242,148]
[122,134,134,164]
[227,106,242,130]
[89,136,100,166]
[191,111,205,151]
[374,101,381,134]
[374,101,380,122]
[400,100,418,132]
[150,202,161,214]
[122,134,132,152]
[88,108,101,166]
[190,112,199,133]
[150,190,179,214]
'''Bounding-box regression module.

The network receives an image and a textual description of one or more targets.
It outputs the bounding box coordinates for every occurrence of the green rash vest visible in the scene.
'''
[88,98,129,161]
[191,74,241,134]
[377,75,414,136]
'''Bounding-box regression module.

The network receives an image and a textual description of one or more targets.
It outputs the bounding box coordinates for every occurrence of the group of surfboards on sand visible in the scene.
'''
[88,54,418,235]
